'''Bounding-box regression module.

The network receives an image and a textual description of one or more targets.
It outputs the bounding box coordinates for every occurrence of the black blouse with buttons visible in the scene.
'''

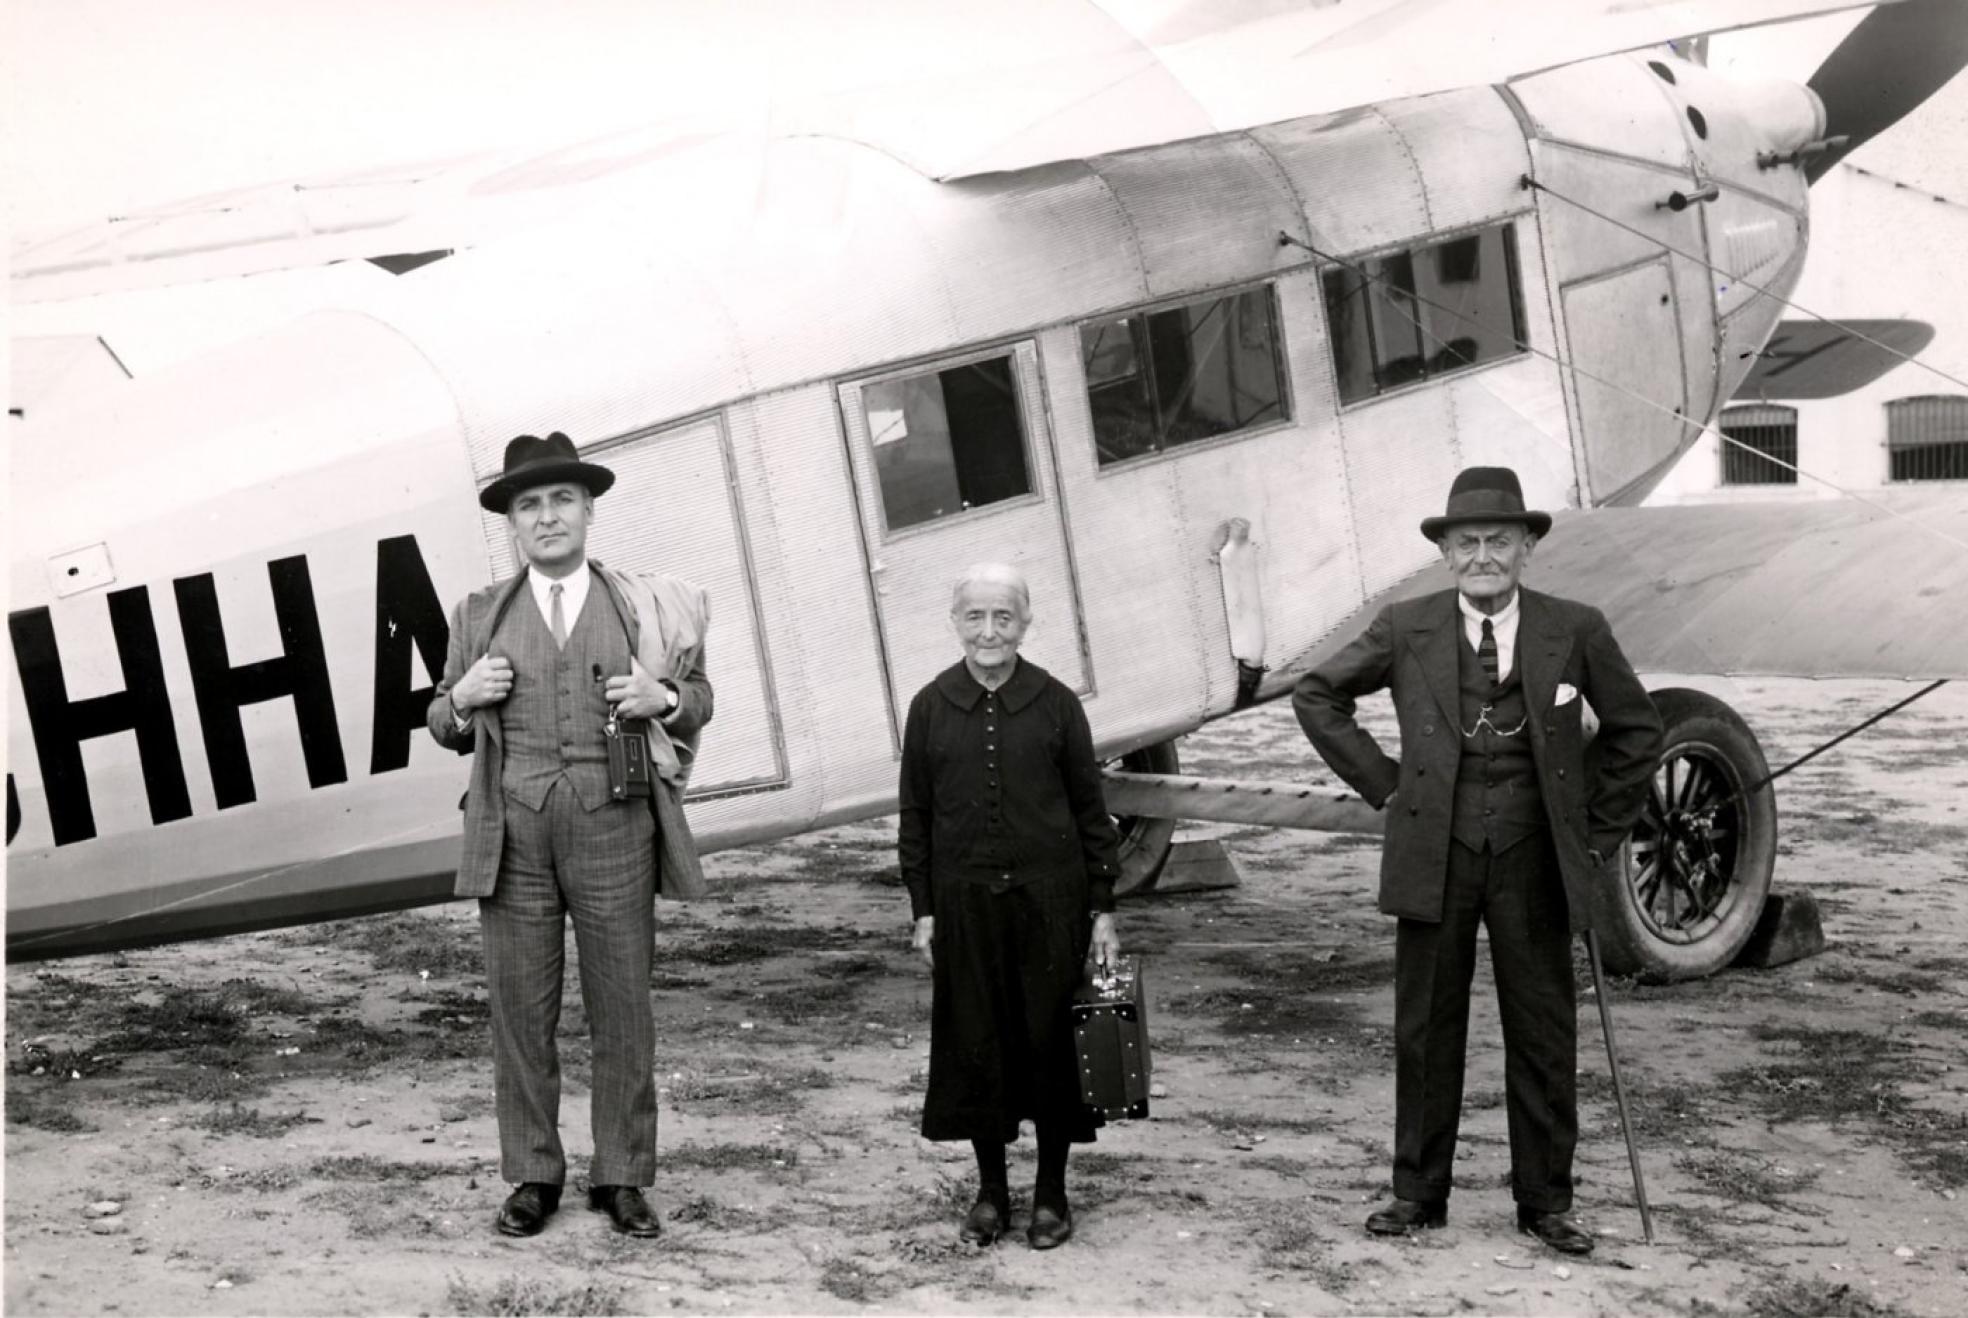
[898,659,1121,921]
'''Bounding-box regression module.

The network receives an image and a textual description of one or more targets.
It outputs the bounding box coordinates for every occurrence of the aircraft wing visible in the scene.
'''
[841,0,1890,179]
[1272,487,1968,688]
[1530,489,1968,680]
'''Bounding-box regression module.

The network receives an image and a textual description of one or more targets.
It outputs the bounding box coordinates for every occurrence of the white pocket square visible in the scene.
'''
[1554,683,1579,707]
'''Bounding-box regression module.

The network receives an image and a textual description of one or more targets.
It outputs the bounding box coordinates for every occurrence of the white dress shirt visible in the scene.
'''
[529,561,591,634]
[1457,587,1520,683]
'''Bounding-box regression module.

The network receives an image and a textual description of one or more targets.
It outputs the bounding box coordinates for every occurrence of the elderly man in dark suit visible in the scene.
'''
[1294,466,1660,1255]
[429,432,711,1240]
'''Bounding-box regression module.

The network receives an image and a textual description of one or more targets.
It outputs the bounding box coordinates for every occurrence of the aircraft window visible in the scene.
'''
[1686,106,1709,140]
[1321,223,1527,404]
[1717,404,1799,485]
[1886,395,1968,481]
[865,354,1033,529]
[1080,287,1286,465]
[1648,60,1678,85]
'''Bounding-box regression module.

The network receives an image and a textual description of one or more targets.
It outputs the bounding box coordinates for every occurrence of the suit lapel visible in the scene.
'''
[1406,591,1464,726]
[474,574,532,750]
[1517,589,1572,735]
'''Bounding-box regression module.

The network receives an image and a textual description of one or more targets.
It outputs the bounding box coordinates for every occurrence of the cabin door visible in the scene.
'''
[838,340,1091,733]
[1560,257,1692,502]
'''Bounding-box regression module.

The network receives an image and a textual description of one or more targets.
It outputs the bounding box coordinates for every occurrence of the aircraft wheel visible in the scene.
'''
[1589,688,1777,982]
[1109,740,1180,899]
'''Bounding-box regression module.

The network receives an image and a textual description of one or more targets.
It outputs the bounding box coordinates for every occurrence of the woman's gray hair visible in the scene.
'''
[949,562,1032,620]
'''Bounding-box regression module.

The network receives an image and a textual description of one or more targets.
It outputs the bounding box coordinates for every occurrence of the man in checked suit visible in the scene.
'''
[1294,467,1660,1255]
[429,432,711,1240]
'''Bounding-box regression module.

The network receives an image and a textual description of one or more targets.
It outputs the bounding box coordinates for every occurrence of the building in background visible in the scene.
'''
[1653,63,1968,502]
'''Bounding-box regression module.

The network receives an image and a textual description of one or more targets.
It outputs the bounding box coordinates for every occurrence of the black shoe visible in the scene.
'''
[588,1185,662,1238]
[960,1188,1011,1245]
[496,1182,561,1237]
[1027,1200,1073,1250]
[1516,1207,1594,1255]
[1365,1197,1447,1235]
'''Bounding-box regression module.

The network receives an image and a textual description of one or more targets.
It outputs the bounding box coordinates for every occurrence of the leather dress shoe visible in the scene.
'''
[1517,1207,1594,1255]
[495,1182,561,1237]
[588,1185,662,1238]
[1365,1197,1447,1235]
[1027,1200,1073,1250]
[959,1188,1011,1245]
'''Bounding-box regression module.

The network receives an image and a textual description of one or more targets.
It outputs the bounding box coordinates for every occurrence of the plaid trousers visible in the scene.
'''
[480,779,657,1187]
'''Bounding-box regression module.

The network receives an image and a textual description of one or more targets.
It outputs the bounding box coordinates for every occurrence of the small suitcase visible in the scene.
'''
[1071,956,1152,1122]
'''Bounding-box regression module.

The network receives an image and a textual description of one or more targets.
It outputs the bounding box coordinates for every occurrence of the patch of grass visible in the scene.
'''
[311,1013,478,1067]
[1715,1277,1916,1318]
[1256,1219,1354,1292]
[818,1257,883,1304]
[657,1142,799,1172]
[95,980,309,1055]
[665,923,878,967]
[667,1065,834,1117]
[303,911,483,979]
[1724,1025,1913,1125]
[1577,1073,1721,1145]
[753,978,861,1023]
[193,1103,314,1138]
[1675,1148,1822,1208]
[4,1089,97,1132]
[1241,1154,1312,1178]
[308,1155,466,1182]
[445,1273,627,1317]
[813,954,893,980]
[1814,961,1945,997]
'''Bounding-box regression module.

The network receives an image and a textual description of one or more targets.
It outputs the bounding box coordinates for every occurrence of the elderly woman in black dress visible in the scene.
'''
[899,562,1122,1250]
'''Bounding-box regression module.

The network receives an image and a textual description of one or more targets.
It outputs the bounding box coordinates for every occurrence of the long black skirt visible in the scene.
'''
[921,879,1096,1144]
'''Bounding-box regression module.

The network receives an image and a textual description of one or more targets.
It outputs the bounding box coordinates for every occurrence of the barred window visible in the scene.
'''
[1717,404,1798,485]
[1321,223,1527,404]
[1080,286,1287,466]
[1886,396,1968,482]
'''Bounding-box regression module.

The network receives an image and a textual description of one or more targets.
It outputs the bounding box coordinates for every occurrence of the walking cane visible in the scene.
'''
[1585,928,1655,1245]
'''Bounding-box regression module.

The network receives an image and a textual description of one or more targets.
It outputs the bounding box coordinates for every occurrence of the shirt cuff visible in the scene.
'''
[657,679,682,725]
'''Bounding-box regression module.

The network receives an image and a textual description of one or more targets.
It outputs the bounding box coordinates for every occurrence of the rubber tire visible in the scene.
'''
[1109,740,1181,899]
[1587,687,1777,982]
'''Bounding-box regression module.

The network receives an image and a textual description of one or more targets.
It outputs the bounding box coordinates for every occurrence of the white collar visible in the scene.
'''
[1457,587,1520,633]
[527,560,591,626]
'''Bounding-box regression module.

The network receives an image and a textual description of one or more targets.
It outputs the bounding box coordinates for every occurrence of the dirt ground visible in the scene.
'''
[6,676,1966,1317]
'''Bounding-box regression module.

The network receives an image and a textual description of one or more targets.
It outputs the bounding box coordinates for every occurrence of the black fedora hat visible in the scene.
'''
[1419,466,1552,541]
[479,432,616,513]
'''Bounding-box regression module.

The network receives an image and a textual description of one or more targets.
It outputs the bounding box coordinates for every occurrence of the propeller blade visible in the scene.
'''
[1805,0,1968,182]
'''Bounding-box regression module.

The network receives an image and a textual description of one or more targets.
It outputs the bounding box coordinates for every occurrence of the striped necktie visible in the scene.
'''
[1478,618,1499,688]
[549,583,568,649]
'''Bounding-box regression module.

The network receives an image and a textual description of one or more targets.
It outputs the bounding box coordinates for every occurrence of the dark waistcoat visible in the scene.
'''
[495,585,632,812]
[1450,630,1544,853]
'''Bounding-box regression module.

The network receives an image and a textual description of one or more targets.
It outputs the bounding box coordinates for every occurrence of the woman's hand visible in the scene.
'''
[912,915,935,970]
[1091,912,1121,972]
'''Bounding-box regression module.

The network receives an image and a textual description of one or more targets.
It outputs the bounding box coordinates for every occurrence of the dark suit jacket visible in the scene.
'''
[1293,587,1661,929]
[426,564,713,900]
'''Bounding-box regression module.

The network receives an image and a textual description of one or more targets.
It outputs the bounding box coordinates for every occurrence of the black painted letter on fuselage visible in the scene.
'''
[8,588,194,845]
[175,556,348,809]
[369,535,450,774]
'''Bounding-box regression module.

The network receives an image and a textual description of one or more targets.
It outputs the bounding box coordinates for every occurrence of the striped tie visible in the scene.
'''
[1478,618,1499,688]
[549,583,568,649]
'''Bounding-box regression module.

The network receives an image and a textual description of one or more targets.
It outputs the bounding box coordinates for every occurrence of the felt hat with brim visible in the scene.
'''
[479,432,616,513]
[1419,465,1552,541]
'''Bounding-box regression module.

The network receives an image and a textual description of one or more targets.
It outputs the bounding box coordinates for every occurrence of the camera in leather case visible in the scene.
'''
[604,713,654,800]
